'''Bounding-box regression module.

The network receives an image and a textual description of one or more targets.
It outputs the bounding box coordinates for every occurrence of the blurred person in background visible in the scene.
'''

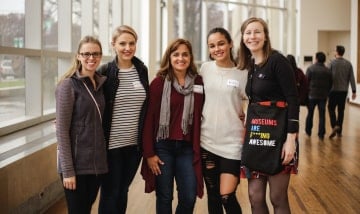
[328,45,356,139]
[305,52,332,141]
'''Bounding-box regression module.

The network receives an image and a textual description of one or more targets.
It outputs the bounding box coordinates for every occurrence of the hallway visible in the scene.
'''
[46,103,360,214]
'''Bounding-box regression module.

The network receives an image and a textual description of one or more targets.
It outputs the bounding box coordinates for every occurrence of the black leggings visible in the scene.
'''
[201,148,242,214]
[62,174,102,214]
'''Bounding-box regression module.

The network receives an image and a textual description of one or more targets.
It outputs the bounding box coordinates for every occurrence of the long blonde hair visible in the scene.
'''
[58,36,102,83]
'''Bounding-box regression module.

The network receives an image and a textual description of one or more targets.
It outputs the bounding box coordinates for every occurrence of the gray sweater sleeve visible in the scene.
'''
[349,65,356,93]
[55,78,76,178]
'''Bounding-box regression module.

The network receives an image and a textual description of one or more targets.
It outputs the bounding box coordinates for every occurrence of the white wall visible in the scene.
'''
[318,31,350,64]
[299,0,351,68]
[300,0,359,104]
[350,0,360,104]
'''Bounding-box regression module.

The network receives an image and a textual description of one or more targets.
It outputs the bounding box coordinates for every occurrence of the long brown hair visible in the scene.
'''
[157,38,198,82]
[237,17,272,70]
[58,36,102,83]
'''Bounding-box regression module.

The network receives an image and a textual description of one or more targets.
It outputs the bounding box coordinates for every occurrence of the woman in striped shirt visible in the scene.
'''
[97,25,150,214]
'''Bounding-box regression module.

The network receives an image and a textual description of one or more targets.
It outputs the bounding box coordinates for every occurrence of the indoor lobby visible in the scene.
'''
[1,0,359,213]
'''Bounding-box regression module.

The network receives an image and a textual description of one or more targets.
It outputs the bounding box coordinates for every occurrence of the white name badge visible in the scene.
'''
[193,85,204,94]
[227,79,240,87]
[132,81,143,89]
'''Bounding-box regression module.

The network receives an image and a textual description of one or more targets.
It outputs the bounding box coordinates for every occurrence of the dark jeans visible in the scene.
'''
[155,140,197,214]
[328,91,348,134]
[305,98,327,138]
[98,145,141,214]
[62,174,102,214]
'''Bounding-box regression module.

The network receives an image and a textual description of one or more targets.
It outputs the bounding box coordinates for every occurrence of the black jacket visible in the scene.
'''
[97,56,149,150]
[306,62,332,99]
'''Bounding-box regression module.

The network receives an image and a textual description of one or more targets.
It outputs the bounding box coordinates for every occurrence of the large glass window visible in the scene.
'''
[0,0,26,129]
[72,0,81,52]
[0,0,293,135]
[0,0,119,134]
[0,54,25,125]
[0,0,25,48]
[171,0,289,64]
[43,0,58,50]
[42,0,58,114]
[93,0,100,36]
[173,0,202,60]
[42,56,57,115]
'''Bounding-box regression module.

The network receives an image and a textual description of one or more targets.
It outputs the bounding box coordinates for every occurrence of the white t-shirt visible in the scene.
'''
[200,61,248,160]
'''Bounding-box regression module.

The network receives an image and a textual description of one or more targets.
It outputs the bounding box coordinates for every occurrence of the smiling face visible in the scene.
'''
[242,21,266,55]
[77,42,102,74]
[112,32,136,64]
[170,44,191,74]
[207,32,233,63]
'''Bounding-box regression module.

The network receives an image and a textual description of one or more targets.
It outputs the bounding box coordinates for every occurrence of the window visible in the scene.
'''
[0,0,26,129]
[43,0,58,50]
[170,0,289,64]
[0,0,25,48]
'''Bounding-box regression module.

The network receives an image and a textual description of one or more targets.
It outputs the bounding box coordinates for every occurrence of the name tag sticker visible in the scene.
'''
[227,79,239,87]
[133,81,142,89]
[193,85,204,94]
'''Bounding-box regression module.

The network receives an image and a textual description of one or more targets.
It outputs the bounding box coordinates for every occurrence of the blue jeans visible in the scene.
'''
[305,98,327,138]
[98,145,141,214]
[155,140,197,214]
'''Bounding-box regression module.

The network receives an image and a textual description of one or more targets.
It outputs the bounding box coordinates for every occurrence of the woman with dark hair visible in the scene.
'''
[200,27,248,214]
[238,17,299,214]
[286,54,308,106]
[141,38,204,213]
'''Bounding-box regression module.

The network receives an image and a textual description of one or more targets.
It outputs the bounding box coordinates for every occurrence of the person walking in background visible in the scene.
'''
[305,52,332,141]
[238,17,299,214]
[328,45,357,139]
[200,27,247,214]
[97,25,149,214]
[141,39,204,214]
[55,36,108,213]
[286,54,309,106]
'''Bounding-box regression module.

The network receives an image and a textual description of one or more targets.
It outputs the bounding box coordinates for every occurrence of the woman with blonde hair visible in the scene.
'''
[56,35,107,213]
[97,25,149,214]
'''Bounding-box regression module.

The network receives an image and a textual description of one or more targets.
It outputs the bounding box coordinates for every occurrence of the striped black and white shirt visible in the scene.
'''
[108,66,146,149]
